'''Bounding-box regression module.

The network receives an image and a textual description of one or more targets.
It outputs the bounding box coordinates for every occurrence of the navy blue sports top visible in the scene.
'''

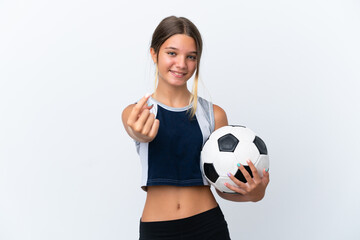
[135,96,215,191]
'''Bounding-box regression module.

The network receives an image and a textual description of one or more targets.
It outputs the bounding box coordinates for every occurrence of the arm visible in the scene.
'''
[213,104,270,202]
[122,94,160,143]
[213,104,228,130]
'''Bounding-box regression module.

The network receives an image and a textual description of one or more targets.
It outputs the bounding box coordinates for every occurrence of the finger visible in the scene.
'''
[227,172,248,190]
[246,160,261,182]
[224,182,247,195]
[141,113,155,136]
[139,103,154,116]
[148,119,160,139]
[237,162,254,185]
[133,109,150,132]
[128,94,151,125]
[262,168,270,186]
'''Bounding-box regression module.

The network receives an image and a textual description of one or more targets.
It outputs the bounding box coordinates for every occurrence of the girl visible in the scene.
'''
[122,16,270,240]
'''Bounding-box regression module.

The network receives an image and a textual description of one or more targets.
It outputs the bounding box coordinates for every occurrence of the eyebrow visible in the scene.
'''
[165,47,197,54]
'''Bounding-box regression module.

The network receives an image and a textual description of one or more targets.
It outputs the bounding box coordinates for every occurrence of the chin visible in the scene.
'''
[165,77,188,86]
[170,80,188,87]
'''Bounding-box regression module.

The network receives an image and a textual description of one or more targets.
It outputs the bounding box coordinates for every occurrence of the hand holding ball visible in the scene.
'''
[201,125,269,194]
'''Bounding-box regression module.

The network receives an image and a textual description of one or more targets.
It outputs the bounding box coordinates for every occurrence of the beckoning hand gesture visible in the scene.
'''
[122,94,160,143]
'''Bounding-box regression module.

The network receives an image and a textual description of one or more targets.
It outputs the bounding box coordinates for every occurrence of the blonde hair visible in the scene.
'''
[189,70,199,118]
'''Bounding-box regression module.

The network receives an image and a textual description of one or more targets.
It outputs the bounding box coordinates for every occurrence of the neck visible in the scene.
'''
[153,83,192,108]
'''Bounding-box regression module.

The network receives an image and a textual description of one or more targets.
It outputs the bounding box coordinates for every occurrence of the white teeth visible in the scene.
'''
[171,71,185,76]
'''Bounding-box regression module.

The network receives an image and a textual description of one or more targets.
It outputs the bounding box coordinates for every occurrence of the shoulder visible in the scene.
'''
[123,103,135,112]
[122,103,135,115]
[213,104,228,130]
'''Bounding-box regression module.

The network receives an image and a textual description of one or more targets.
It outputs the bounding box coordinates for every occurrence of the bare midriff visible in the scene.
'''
[141,185,218,222]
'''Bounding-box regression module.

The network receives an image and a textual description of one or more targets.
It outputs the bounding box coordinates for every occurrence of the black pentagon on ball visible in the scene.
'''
[218,133,239,152]
[253,136,268,155]
[230,124,246,128]
[234,165,253,183]
[203,163,219,183]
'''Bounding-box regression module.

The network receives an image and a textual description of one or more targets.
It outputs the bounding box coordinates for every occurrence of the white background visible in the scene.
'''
[1,0,360,239]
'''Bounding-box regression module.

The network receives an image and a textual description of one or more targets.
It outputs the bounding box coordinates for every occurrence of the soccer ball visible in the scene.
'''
[200,125,269,193]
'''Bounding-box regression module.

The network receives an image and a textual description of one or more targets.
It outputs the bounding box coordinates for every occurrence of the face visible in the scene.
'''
[151,34,198,87]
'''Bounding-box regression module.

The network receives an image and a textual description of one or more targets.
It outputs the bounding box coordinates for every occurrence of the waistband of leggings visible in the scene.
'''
[139,205,224,233]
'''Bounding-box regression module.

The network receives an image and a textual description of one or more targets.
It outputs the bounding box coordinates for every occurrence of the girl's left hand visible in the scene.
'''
[225,160,270,202]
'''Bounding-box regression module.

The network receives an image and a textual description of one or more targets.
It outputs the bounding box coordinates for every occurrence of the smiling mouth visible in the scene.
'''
[169,70,187,77]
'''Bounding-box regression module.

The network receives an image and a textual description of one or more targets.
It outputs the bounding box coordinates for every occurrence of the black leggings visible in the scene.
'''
[139,205,231,240]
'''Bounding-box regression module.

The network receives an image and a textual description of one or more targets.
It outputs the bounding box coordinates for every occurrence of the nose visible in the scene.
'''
[175,56,187,70]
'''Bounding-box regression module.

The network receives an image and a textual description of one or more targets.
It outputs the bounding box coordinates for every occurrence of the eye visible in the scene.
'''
[187,55,197,60]
[167,52,176,56]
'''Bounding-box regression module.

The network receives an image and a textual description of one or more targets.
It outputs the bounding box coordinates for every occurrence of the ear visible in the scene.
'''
[150,48,157,64]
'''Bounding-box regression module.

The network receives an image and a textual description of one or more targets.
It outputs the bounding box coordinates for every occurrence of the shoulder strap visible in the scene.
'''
[197,97,215,133]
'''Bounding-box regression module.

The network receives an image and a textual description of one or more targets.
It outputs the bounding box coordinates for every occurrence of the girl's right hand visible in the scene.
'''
[122,94,160,143]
